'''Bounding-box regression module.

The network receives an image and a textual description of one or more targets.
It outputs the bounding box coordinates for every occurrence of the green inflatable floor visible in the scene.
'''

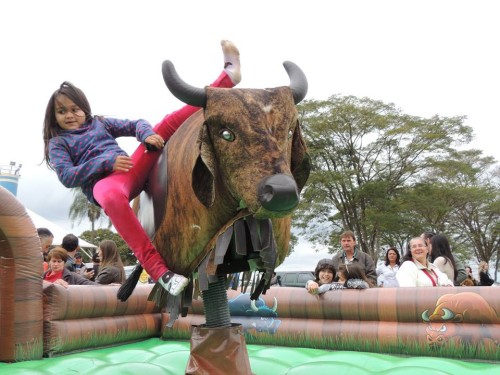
[0,339,498,374]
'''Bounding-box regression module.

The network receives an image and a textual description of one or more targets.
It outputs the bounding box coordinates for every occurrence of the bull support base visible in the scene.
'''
[185,323,252,375]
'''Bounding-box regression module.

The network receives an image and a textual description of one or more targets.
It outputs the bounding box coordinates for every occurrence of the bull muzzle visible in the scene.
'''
[257,174,299,212]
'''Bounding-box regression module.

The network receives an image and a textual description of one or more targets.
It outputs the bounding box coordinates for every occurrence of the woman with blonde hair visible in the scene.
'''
[95,240,126,285]
[478,261,495,286]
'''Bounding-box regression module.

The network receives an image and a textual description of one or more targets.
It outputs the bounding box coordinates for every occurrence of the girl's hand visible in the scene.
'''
[144,134,165,152]
[113,155,134,172]
[306,281,319,295]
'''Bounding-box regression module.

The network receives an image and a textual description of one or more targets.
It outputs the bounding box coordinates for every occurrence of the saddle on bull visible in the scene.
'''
[118,57,310,374]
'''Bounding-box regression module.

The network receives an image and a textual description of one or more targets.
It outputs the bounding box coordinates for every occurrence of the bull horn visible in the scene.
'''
[162,60,207,108]
[441,308,455,321]
[283,61,308,104]
[250,299,259,312]
[272,297,278,312]
[421,310,430,322]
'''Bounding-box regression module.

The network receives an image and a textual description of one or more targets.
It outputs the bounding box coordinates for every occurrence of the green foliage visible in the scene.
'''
[79,228,136,265]
[46,329,153,356]
[14,338,43,361]
[69,188,111,232]
[294,94,499,265]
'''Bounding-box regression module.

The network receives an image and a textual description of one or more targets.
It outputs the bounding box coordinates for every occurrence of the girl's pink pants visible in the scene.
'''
[93,72,233,280]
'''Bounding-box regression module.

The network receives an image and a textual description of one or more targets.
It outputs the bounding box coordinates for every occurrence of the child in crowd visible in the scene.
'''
[464,265,478,286]
[42,41,241,298]
[336,263,372,289]
[43,247,98,287]
[306,259,344,295]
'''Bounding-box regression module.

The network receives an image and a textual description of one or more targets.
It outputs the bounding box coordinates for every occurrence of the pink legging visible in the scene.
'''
[93,71,234,281]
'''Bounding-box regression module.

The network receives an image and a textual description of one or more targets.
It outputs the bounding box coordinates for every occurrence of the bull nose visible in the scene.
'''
[258,174,299,212]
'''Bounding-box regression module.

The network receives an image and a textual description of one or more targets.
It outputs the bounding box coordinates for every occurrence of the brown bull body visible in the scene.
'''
[123,59,309,374]
[138,82,310,285]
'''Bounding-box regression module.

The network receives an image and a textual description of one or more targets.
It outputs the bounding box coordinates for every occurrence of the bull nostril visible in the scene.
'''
[258,174,299,212]
[261,185,275,202]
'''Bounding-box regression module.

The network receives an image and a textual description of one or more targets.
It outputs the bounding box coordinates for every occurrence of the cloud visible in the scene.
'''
[276,240,332,271]
[1,0,499,256]
[16,164,91,233]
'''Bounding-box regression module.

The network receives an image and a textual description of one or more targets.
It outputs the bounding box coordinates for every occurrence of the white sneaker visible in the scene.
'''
[158,271,189,296]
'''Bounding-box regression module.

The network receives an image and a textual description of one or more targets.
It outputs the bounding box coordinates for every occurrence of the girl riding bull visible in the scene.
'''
[42,40,241,298]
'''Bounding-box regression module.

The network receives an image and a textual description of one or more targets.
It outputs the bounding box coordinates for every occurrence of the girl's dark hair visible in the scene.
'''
[314,259,336,283]
[384,247,401,266]
[43,81,93,169]
[421,231,436,247]
[402,245,413,262]
[98,240,125,283]
[430,234,457,280]
[422,231,436,241]
[337,263,374,287]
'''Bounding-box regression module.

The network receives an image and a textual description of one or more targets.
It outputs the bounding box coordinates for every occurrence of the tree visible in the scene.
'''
[79,228,136,265]
[294,95,474,260]
[69,188,111,242]
[397,182,473,263]
[428,150,500,265]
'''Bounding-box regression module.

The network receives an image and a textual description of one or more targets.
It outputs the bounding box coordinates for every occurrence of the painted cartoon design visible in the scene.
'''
[422,292,499,349]
[228,293,281,334]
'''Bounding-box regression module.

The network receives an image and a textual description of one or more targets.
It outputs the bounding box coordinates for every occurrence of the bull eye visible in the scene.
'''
[219,128,235,142]
[288,128,294,139]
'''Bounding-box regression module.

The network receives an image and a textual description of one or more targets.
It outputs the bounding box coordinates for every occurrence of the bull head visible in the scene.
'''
[250,297,278,316]
[162,61,310,219]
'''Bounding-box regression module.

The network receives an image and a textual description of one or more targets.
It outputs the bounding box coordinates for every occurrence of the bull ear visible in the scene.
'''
[192,122,216,207]
[291,120,311,192]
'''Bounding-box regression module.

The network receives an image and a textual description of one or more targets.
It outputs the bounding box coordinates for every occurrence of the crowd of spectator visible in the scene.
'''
[37,229,126,288]
[304,230,498,292]
[36,227,497,293]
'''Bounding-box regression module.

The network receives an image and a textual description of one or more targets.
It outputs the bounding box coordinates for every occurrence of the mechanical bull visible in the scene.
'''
[121,59,310,330]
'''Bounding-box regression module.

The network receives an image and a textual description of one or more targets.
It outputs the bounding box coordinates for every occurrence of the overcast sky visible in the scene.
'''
[1,1,499,269]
